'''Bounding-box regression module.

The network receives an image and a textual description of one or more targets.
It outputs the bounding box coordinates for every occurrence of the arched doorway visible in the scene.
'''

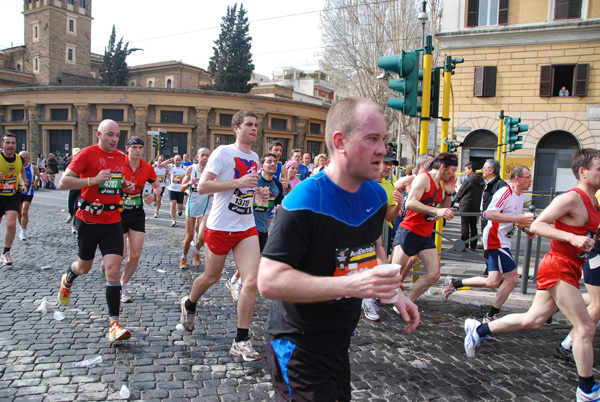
[533,130,580,208]
[461,129,497,171]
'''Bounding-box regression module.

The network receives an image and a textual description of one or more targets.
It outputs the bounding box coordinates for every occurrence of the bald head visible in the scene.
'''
[96,119,121,153]
[325,97,383,154]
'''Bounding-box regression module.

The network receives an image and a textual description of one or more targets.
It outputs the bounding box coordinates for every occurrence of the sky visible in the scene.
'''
[0,0,325,77]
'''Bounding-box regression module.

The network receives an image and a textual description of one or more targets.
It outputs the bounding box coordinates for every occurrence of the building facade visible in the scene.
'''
[0,0,328,163]
[437,0,600,206]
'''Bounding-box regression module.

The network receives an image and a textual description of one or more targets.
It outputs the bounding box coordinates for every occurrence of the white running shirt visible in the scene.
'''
[167,164,186,192]
[205,144,259,232]
[483,183,524,250]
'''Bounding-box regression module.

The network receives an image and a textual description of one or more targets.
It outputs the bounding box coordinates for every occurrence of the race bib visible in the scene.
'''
[124,194,142,207]
[173,176,182,184]
[157,176,165,183]
[228,188,254,215]
[0,178,17,194]
[334,242,378,277]
[98,172,123,195]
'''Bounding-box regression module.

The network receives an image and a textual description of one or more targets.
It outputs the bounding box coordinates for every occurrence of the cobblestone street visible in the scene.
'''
[0,190,594,401]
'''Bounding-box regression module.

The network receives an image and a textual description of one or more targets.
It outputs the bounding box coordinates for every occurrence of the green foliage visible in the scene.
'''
[99,25,141,86]
[204,4,255,93]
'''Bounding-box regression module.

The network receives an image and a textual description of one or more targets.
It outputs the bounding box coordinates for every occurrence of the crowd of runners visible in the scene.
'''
[2,96,600,401]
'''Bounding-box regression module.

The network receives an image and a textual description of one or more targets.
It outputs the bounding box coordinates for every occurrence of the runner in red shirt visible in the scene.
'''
[57,119,136,342]
[118,136,161,303]
[463,148,600,401]
[391,152,457,303]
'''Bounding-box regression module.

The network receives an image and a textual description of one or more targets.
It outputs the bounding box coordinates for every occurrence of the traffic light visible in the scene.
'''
[152,136,158,148]
[430,67,441,119]
[448,140,462,153]
[505,116,528,152]
[387,142,398,158]
[159,136,166,148]
[378,50,420,116]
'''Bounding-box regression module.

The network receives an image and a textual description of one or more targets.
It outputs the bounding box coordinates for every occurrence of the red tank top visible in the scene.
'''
[552,187,600,261]
[400,172,442,237]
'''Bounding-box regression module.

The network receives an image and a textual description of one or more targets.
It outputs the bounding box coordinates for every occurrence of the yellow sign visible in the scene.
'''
[503,156,534,178]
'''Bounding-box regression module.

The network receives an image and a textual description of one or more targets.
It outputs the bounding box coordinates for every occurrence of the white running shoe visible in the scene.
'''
[577,381,600,402]
[441,275,456,302]
[482,313,500,324]
[0,252,12,266]
[362,298,380,321]
[121,287,133,303]
[179,296,195,332]
[229,338,262,361]
[170,220,177,227]
[464,318,482,358]
[19,229,27,241]
[154,211,159,218]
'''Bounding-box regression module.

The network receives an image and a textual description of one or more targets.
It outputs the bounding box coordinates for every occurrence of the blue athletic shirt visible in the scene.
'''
[263,170,388,354]
[23,163,35,196]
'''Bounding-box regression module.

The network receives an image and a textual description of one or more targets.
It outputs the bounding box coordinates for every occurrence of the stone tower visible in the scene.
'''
[22,0,93,85]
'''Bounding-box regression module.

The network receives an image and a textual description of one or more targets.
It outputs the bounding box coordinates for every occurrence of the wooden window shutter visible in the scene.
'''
[483,66,497,97]
[539,66,552,97]
[498,0,509,25]
[474,66,484,96]
[555,0,568,19]
[573,64,589,97]
[568,0,582,19]
[467,0,479,27]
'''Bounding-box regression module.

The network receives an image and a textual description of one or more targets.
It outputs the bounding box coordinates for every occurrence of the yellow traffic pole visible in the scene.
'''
[497,110,504,162]
[434,57,454,255]
[419,36,433,155]
[500,116,508,181]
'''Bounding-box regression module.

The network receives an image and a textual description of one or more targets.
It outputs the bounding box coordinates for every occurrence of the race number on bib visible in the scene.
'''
[228,188,254,215]
[334,242,378,277]
[98,172,123,195]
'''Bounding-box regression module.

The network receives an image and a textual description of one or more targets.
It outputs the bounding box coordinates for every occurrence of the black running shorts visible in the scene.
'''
[0,193,22,217]
[266,334,351,402]
[74,217,124,260]
[121,208,145,233]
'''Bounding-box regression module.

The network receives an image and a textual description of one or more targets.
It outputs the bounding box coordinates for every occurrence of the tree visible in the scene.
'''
[205,4,255,93]
[320,0,443,161]
[99,25,141,86]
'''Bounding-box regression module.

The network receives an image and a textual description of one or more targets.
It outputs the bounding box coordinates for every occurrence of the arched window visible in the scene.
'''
[167,79,172,88]
[16,64,21,72]
[148,81,153,88]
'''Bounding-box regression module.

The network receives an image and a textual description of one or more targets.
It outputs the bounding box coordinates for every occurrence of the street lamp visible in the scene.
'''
[418,1,428,48]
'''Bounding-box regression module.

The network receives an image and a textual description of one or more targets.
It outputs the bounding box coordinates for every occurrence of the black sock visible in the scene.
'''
[235,328,249,343]
[3,247,10,254]
[489,306,500,317]
[579,376,596,394]
[477,323,491,338]
[453,279,463,289]
[106,282,121,318]
[65,264,78,284]
[185,298,197,313]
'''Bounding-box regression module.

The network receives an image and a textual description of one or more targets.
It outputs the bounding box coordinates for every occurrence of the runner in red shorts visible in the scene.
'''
[463,148,600,402]
[178,110,269,362]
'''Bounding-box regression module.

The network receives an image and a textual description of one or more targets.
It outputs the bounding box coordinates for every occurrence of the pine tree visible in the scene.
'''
[99,25,141,86]
[205,4,255,93]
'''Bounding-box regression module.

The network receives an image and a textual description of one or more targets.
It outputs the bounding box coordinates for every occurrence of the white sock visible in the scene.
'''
[230,276,238,284]
[561,334,573,350]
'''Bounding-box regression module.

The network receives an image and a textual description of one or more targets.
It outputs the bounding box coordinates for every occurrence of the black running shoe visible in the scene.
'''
[554,345,574,363]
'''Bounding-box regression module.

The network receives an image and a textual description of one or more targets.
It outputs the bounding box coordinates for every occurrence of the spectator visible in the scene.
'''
[455,162,485,251]
[302,153,313,174]
[291,149,310,181]
[46,153,59,189]
[311,153,327,175]
[559,86,569,97]
[284,159,300,194]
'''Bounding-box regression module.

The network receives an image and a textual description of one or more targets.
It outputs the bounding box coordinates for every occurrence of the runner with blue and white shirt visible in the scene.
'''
[179,147,212,269]
[18,151,39,241]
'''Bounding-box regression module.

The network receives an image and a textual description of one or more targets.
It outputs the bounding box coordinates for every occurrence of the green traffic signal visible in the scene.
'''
[505,116,528,152]
[430,67,441,119]
[378,51,420,116]
[152,136,158,148]
[159,136,166,147]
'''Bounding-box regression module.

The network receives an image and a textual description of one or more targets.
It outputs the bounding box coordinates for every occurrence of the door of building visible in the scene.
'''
[48,130,72,159]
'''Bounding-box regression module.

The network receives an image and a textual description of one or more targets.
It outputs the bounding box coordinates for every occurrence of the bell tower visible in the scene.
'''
[23,0,93,85]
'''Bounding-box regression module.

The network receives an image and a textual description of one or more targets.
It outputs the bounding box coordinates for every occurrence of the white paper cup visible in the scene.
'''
[374,263,401,304]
